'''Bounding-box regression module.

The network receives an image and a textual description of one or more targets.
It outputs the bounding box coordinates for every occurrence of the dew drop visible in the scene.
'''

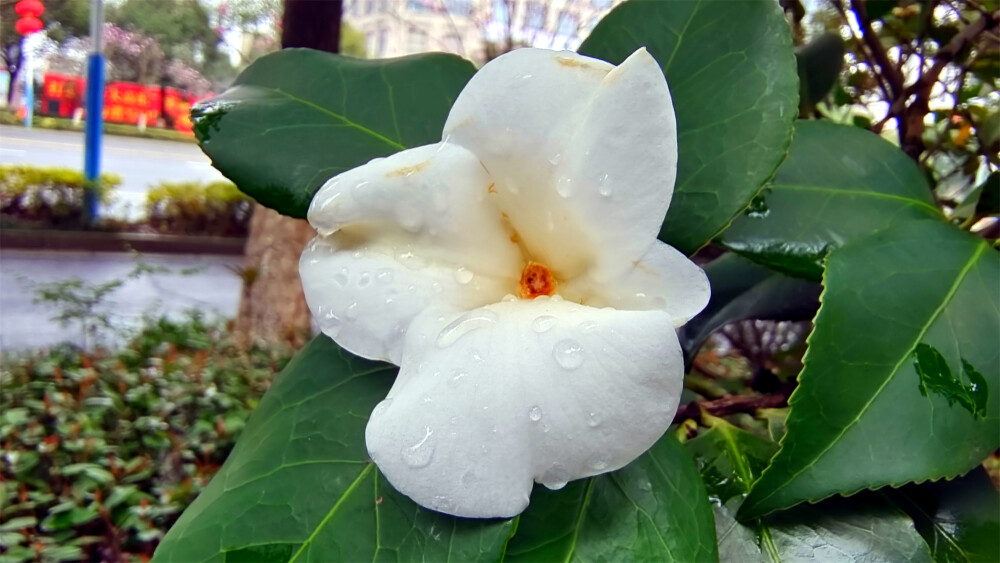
[334,268,349,287]
[422,395,433,403]
[436,310,498,348]
[520,73,533,80]
[432,282,444,293]
[344,302,359,320]
[531,315,557,333]
[555,176,573,198]
[501,293,518,302]
[638,480,653,492]
[401,427,434,468]
[376,269,394,283]
[548,153,562,165]
[588,453,611,471]
[395,204,423,232]
[528,406,543,422]
[552,339,585,369]
[454,267,474,285]
[597,173,612,197]
[587,412,602,427]
[448,370,468,386]
[578,320,599,333]
[541,464,570,490]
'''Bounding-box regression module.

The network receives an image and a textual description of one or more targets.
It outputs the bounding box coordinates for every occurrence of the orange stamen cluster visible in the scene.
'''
[519,261,556,299]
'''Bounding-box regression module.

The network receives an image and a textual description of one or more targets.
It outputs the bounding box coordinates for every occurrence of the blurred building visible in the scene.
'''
[344,0,621,63]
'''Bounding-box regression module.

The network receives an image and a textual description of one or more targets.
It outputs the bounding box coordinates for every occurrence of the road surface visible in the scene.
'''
[0,125,226,219]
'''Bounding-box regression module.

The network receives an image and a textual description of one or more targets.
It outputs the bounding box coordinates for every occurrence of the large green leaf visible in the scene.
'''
[891,469,1000,562]
[739,220,1000,520]
[504,431,718,562]
[192,49,477,218]
[686,418,932,562]
[720,120,942,280]
[578,0,799,255]
[681,253,820,367]
[153,336,515,562]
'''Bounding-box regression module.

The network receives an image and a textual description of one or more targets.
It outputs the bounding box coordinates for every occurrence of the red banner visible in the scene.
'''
[41,73,206,134]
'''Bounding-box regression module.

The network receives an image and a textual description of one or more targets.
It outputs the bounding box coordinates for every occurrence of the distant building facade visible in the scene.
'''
[344,0,621,63]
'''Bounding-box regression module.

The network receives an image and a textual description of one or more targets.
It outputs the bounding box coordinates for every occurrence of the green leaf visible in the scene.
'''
[685,419,932,562]
[795,33,845,109]
[890,469,1000,562]
[739,219,1000,520]
[153,336,515,562]
[192,49,477,218]
[681,253,820,367]
[579,0,798,255]
[504,431,718,562]
[720,121,942,280]
[914,344,988,419]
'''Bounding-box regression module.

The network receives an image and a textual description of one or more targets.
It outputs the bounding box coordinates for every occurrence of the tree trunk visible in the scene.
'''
[232,0,343,350]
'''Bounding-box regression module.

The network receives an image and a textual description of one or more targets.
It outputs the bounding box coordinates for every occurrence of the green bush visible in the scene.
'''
[0,165,120,229]
[0,316,293,562]
[145,181,252,237]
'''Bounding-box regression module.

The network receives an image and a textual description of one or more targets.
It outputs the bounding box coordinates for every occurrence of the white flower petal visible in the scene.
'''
[302,143,523,362]
[563,241,711,326]
[365,299,682,518]
[444,48,677,282]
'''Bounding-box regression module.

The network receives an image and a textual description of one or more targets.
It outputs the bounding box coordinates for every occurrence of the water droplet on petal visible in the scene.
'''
[587,412,602,427]
[528,406,542,422]
[436,310,497,348]
[395,204,423,232]
[344,302,359,320]
[553,339,585,369]
[401,427,434,468]
[501,293,518,302]
[588,453,611,471]
[555,176,573,198]
[541,464,569,490]
[597,173,612,197]
[548,153,562,165]
[358,272,372,287]
[376,269,394,283]
[448,370,468,386]
[578,320,599,333]
[454,267,474,285]
[334,268,349,287]
[532,315,557,333]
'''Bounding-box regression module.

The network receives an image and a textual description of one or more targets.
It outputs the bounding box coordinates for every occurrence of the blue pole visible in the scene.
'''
[83,0,105,224]
[22,43,33,128]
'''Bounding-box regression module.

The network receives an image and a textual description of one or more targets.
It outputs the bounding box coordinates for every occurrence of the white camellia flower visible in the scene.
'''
[300,47,710,518]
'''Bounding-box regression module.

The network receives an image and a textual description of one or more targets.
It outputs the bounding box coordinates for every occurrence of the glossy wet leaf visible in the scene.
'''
[192,50,477,218]
[685,419,931,562]
[720,121,942,280]
[739,220,999,520]
[504,431,718,563]
[579,0,798,255]
[914,344,988,419]
[153,336,515,562]
[681,253,820,367]
[891,468,1000,562]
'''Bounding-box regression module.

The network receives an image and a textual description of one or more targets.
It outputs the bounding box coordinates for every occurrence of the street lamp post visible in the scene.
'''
[83,0,105,223]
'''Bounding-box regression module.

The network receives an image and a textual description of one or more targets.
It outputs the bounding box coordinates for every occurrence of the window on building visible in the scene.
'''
[556,11,578,36]
[377,28,389,56]
[525,2,546,29]
[445,0,474,16]
[492,0,509,23]
[406,0,433,12]
[407,28,429,52]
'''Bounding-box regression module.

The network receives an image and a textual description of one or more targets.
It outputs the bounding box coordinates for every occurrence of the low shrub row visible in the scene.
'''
[0,316,294,562]
[0,165,252,236]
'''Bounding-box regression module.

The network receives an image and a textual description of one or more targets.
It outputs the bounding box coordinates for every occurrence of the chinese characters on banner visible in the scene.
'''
[41,73,206,134]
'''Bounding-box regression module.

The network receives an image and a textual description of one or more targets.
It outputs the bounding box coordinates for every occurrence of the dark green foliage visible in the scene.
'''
[0,317,294,562]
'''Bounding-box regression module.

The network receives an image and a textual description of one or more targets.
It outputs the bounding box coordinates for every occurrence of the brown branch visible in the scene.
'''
[673,392,790,424]
[850,0,906,98]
